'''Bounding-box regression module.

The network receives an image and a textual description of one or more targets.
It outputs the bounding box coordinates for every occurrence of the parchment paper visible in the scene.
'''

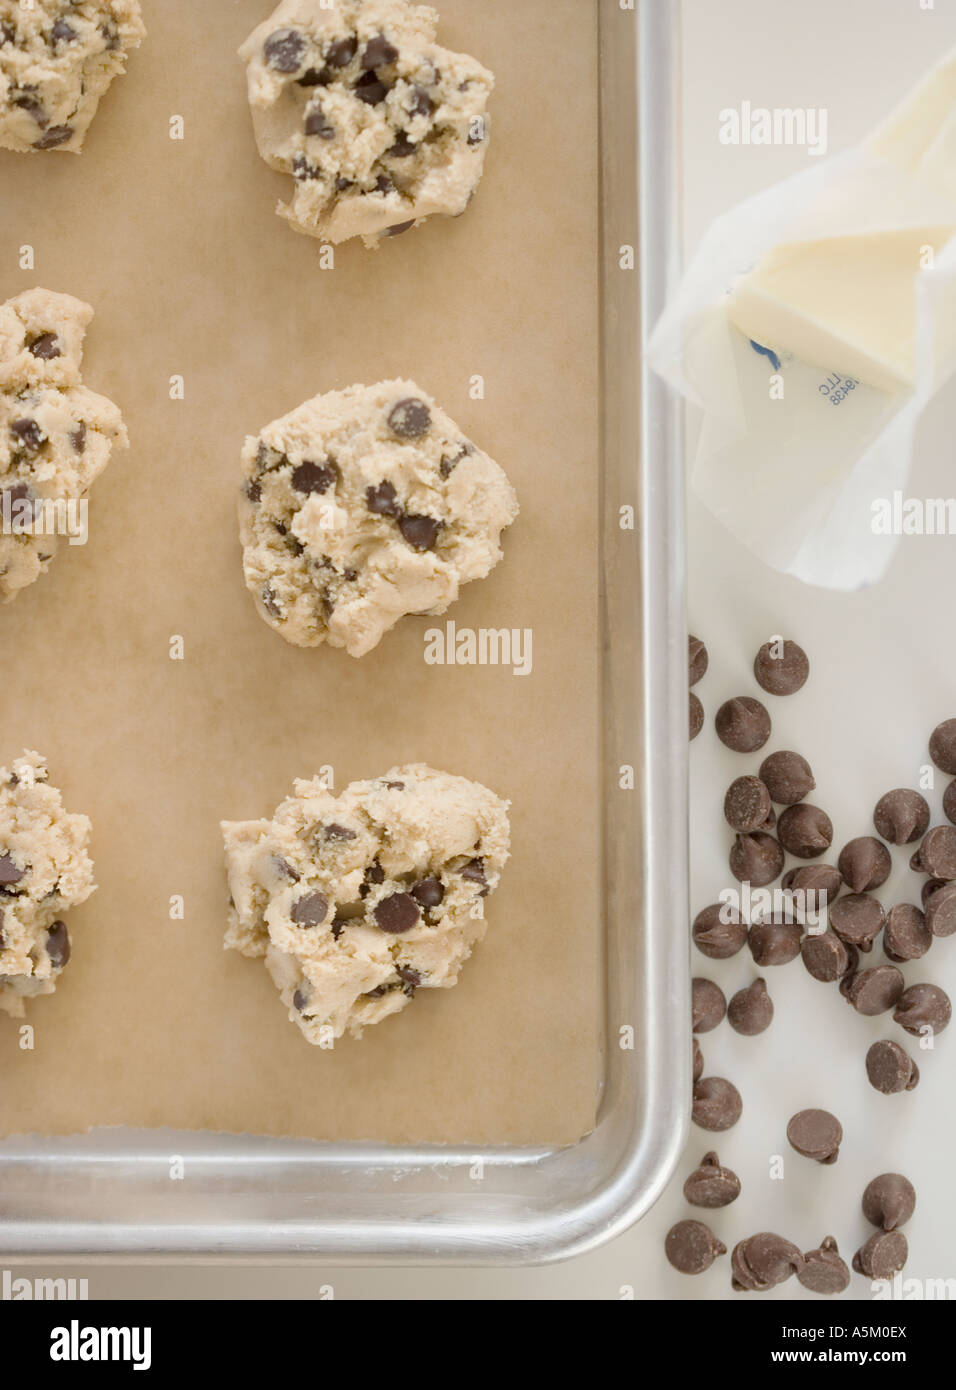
[0,0,600,1146]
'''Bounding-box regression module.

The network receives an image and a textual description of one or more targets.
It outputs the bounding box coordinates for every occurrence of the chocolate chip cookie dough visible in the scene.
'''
[0,288,127,602]
[0,751,95,1018]
[0,1,144,153]
[222,765,510,1042]
[239,378,518,657]
[239,0,493,247]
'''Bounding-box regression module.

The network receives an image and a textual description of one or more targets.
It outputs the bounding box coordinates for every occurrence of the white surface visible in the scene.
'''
[10,0,956,1301]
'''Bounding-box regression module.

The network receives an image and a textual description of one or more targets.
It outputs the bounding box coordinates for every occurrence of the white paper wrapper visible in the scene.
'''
[649,48,956,590]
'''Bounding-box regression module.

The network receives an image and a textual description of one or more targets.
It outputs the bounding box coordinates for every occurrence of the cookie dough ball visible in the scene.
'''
[239,378,518,657]
[239,0,493,247]
[0,751,95,1017]
[0,1,145,154]
[0,288,128,602]
[222,765,511,1042]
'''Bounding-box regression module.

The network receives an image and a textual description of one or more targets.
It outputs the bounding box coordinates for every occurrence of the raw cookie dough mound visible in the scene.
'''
[239,378,518,657]
[239,0,493,247]
[0,751,95,1018]
[0,287,128,602]
[0,1,145,153]
[222,764,510,1041]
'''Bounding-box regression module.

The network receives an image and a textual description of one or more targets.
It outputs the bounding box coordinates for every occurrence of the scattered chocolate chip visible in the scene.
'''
[724,776,772,833]
[929,719,956,775]
[837,837,891,893]
[829,893,885,952]
[778,804,833,858]
[689,693,704,741]
[782,862,842,902]
[264,28,306,72]
[399,514,441,551]
[411,876,444,908]
[45,920,70,969]
[728,978,773,1035]
[787,1108,842,1164]
[753,639,809,696]
[355,71,388,103]
[683,1151,741,1208]
[749,916,802,966]
[862,1173,916,1230]
[387,397,431,438]
[884,903,931,961]
[688,635,708,686]
[386,219,416,237]
[366,480,401,516]
[893,981,951,1036]
[692,903,747,959]
[838,946,862,999]
[11,417,42,450]
[729,832,784,887]
[925,880,956,937]
[0,853,25,886]
[692,977,726,1033]
[373,892,421,934]
[290,891,328,926]
[916,825,956,879]
[28,332,61,360]
[943,779,956,826]
[758,750,815,805]
[874,788,930,845]
[866,1040,919,1094]
[731,1233,804,1291]
[693,1037,704,1081]
[692,1076,742,1131]
[715,697,772,752]
[665,1220,726,1274]
[797,1236,851,1295]
[801,929,851,983]
[326,36,357,67]
[847,964,905,1016]
[363,34,399,68]
[853,1231,908,1280]
[304,105,335,138]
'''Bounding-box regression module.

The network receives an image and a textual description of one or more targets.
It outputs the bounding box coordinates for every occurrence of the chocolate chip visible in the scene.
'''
[35,124,73,149]
[665,1220,726,1274]
[399,514,441,551]
[925,880,956,936]
[874,788,930,845]
[0,853,25,886]
[11,418,42,450]
[884,903,931,961]
[753,638,809,695]
[729,832,784,887]
[683,1151,741,1208]
[838,946,862,998]
[893,981,951,1035]
[439,443,471,478]
[298,66,331,87]
[304,105,335,138]
[692,977,726,1033]
[386,132,417,157]
[411,877,444,908]
[715,697,771,752]
[245,479,261,503]
[862,1173,916,1230]
[692,1076,742,1131]
[362,34,399,68]
[778,803,833,859]
[387,219,416,237]
[692,903,747,960]
[99,21,120,51]
[689,693,704,741]
[838,836,892,893]
[929,718,956,774]
[460,858,488,892]
[326,36,357,67]
[847,965,904,1016]
[801,930,851,983]
[387,397,431,438]
[853,1231,908,1280]
[364,860,385,885]
[797,1237,851,1296]
[355,71,389,103]
[724,776,772,833]
[261,584,283,619]
[693,1037,704,1081]
[293,987,311,1013]
[324,823,356,842]
[866,1040,919,1094]
[292,460,336,494]
[758,750,815,805]
[0,23,15,45]
[728,978,773,1035]
[28,332,61,360]
[13,90,48,126]
[782,863,842,913]
[829,893,885,952]
[374,892,421,934]
[688,635,708,686]
[50,19,77,45]
[410,85,435,116]
[917,825,956,879]
[366,481,401,516]
[264,28,306,72]
[749,916,802,965]
[397,965,421,993]
[45,920,70,969]
[731,1233,804,1291]
[290,891,328,926]
[273,856,300,883]
[787,1108,842,1164]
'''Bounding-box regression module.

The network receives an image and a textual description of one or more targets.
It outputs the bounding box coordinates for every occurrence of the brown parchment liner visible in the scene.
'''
[0,0,600,1146]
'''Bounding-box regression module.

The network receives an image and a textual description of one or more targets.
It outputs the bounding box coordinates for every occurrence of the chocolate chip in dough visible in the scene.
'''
[399,514,441,551]
[862,1173,916,1230]
[731,1233,804,1291]
[758,750,815,805]
[692,1076,742,1131]
[727,978,773,1035]
[925,881,956,937]
[893,982,951,1036]
[11,417,42,450]
[715,697,771,752]
[837,836,891,894]
[874,788,930,845]
[386,132,417,158]
[883,903,931,962]
[373,892,421,934]
[292,460,336,494]
[801,930,851,983]
[797,1237,851,1296]
[355,71,389,103]
[786,1108,843,1164]
[749,917,802,966]
[45,920,70,969]
[689,693,704,741]
[753,638,809,696]
[70,422,87,454]
[683,1152,741,1209]
[304,105,335,138]
[692,903,747,960]
[665,1220,726,1275]
[50,18,77,45]
[0,853,25,886]
[866,1040,919,1094]
[829,893,885,952]
[28,332,61,360]
[692,977,726,1033]
[723,776,772,833]
[362,34,399,68]
[729,832,784,887]
[326,37,357,67]
[929,718,956,775]
[688,635,708,687]
[290,891,329,926]
[366,480,401,516]
[264,28,306,73]
[387,397,431,438]
[916,825,956,880]
[846,965,904,1017]
[777,804,833,858]
[411,877,444,908]
[853,1231,908,1281]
